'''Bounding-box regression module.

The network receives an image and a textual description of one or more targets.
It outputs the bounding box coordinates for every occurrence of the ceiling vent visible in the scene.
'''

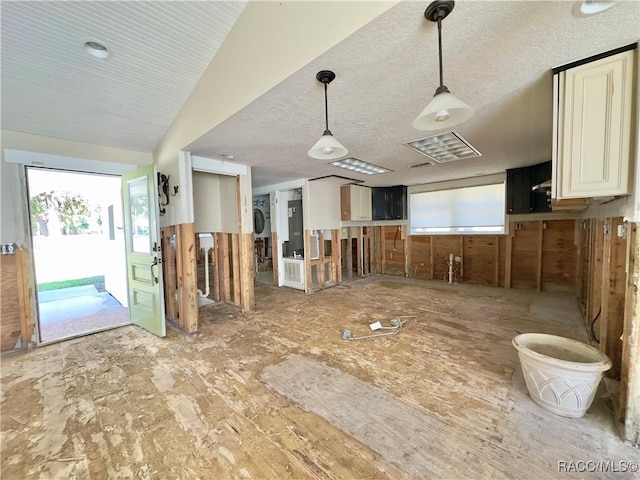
[409,161,435,168]
[405,131,481,163]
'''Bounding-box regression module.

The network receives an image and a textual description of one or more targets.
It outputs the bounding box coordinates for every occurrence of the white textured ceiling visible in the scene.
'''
[187,0,640,188]
[1,0,245,152]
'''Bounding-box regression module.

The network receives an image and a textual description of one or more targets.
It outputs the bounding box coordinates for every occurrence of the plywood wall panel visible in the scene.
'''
[176,223,198,333]
[621,223,640,442]
[462,236,500,286]
[577,220,590,314]
[498,236,506,287]
[432,236,460,282]
[1,254,22,351]
[541,220,577,293]
[371,221,575,291]
[510,222,540,290]
[602,217,627,379]
[382,226,405,276]
[410,236,431,280]
[590,220,604,334]
[161,226,178,321]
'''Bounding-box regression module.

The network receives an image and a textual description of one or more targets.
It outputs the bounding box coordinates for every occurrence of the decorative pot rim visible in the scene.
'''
[513,333,612,372]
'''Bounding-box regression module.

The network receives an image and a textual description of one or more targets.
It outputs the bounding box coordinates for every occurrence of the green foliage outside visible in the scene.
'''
[37,275,105,293]
[30,191,102,236]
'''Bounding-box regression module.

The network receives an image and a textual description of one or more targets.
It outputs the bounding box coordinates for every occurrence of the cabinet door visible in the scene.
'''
[506,167,531,214]
[560,50,633,198]
[388,186,407,220]
[341,185,352,221]
[359,186,372,221]
[372,187,388,220]
[349,186,361,220]
[351,185,371,220]
[342,185,372,221]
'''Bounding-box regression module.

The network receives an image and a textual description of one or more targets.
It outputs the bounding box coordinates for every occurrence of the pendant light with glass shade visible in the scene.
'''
[413,1,474,130]
[308,70,348,160]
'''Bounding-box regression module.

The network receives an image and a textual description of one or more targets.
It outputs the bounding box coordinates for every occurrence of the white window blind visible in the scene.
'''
[410,183,506,235]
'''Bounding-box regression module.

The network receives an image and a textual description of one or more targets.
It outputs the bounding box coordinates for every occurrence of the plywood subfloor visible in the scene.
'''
[1,277,636,479]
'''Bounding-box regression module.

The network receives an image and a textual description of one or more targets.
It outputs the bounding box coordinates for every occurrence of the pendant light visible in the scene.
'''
[308,70,348,160]
[413,1,474,130]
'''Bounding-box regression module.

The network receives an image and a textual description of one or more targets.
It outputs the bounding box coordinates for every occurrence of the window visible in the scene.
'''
[410,183,506,235]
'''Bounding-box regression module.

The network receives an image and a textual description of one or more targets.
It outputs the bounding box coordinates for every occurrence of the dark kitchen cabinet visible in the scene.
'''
[506,161,551,214]
[372,185,407,220]
[506,167,530,214]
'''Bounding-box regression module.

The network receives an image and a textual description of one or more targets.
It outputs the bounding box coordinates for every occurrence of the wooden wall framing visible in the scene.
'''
[621,223,640,444]
[161,225,255,333]
[306,229,342,292]
[575,217,628,380]
[573,216,639,444]
[367,220,576,293]
[161,224,198,333]
[0,247,34,351]
[340,227,375,282]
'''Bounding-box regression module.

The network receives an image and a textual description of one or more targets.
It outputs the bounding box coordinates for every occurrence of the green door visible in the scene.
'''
[122,165,166,337]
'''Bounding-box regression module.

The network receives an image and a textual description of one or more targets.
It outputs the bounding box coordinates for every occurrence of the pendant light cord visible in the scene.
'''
[324,82,330,134]
[437,17,444,88]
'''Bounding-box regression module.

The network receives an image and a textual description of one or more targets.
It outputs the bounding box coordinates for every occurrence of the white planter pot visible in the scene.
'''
[512,333,612,418]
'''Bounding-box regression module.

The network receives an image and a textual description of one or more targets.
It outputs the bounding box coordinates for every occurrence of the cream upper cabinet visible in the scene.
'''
[341,185,372,221]
[552,49,635,200]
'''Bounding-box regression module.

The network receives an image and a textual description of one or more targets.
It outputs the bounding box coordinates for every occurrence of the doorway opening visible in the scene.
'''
[27,167,130,343]
[253,194,273,285]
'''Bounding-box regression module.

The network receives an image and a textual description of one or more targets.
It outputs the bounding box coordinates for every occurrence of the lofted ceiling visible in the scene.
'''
[1,0,246,152]
[187,0,640,188]
[1,1,638,190]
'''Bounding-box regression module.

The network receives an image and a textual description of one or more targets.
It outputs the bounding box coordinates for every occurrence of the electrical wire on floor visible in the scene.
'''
[342,316,416,340]
[590,307,601,344]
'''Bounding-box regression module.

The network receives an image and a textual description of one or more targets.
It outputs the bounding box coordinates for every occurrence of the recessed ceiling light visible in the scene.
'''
[572,0,618,16]
[83,40,111,59]
[405,131,481,163]
[330,158,392,175]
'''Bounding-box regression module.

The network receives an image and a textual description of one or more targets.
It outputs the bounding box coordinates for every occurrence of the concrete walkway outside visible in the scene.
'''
[38,286,123,324]
[37,286,129,343]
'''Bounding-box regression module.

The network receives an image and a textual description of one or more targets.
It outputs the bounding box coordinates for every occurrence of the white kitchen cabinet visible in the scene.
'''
[341,185,372,221]
[552,48,635,200]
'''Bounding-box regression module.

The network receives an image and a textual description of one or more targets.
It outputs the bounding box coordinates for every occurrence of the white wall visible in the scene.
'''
[153,2,397,227]
[220,175,239,233]
[408,173,506,195]
[193,172,222,233]
[305,179,341,230]
[237,167,253,234]
[580,196,634,220]
[192,172,240,234]
[0,152,28,245]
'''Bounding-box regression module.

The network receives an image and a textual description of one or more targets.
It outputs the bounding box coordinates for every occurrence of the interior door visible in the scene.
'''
[122,165,166,337]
